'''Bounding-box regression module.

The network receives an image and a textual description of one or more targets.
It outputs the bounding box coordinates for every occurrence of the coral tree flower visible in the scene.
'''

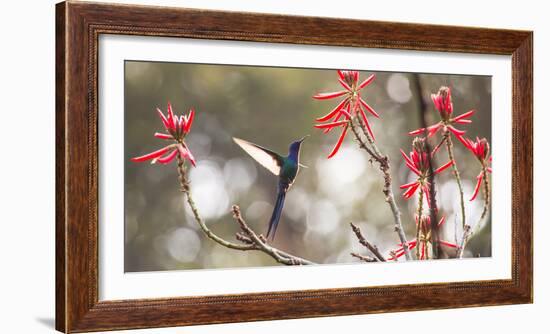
[400,137,454,207]
[132,102,196,166]
[409,86,475,145]
[313,70,378,158]
[388,215,457,260]
[463,137,492,201]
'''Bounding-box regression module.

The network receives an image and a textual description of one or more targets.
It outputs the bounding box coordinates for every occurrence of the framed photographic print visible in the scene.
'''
[56,1,533,332]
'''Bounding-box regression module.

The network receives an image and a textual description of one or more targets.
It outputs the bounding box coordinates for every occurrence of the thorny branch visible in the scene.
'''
[176,155,315,265]
[349,115,412,261]
[350,222,386,262]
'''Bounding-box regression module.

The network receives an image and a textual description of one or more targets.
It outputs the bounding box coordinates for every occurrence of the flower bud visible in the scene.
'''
[431,86,453,119]
[341,70,359,88]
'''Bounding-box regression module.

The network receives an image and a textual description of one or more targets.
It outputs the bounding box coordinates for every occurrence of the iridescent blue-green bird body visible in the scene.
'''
[233,136,307,241]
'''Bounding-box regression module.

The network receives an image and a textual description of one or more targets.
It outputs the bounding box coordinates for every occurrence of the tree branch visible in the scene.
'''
[411,74,441,259]
[351,252,377,262]
[176,155,315,265]
[349,116,412,261]
[350,222,386,262]
[231,205,315,265]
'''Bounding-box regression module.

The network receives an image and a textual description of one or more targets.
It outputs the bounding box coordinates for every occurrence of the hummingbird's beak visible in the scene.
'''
[299,135,310,143]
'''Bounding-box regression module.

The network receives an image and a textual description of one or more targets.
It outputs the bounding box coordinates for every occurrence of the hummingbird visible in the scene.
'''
[233,136,308,241]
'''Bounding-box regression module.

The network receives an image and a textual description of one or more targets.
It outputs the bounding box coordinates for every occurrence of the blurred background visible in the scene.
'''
[124,61,491,272]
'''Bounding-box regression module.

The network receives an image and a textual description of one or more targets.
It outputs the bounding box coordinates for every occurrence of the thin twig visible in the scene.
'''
[176,155,315,265]
[355,111,384,159]
[416,187,424,260]
[176,156,254,250]
[351,253,377,262]
[426,143,440,259]
[235,232,254,244]
[458,167,491,258]
[479,167,491,223]
[231,205,315,265]
[444,130,466,228]
[431,137,446,158]
[348,117,378,159]
[350,222,386,262]
[457,225,471,258]
[349,115,412,261]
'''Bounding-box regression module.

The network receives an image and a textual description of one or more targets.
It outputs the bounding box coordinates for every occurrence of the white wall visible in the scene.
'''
[0,0,545,333]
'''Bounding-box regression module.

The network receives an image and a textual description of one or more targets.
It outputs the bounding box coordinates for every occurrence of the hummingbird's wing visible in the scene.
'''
[233,137,284,176]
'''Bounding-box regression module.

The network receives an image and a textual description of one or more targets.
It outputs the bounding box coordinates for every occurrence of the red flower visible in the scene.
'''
[313,70,378,158]
[400,138,454,207]
[132,102,196,166]
[388,215,457,260]
[464,136,491,163]
[388,239,417,261]
[463,137,492,201]
[409,87,475,145]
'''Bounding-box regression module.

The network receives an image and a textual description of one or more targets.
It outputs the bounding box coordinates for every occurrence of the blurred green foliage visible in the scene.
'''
[124,61,491,272]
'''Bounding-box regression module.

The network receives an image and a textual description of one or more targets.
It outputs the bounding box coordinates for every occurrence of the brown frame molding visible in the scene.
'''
[56,1,533,332]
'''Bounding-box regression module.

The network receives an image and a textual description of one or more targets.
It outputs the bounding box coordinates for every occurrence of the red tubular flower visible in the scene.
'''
[388,215,457,261]
[399,138,454,206]
[463,137,492,201]
[313,70,378,158]
[388,239,417,261]
[132,102,196,167]
[464,136,490,163]
[409,87,475,146]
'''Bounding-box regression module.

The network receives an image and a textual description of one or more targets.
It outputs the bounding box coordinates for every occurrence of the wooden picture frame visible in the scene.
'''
[56,1,533,332]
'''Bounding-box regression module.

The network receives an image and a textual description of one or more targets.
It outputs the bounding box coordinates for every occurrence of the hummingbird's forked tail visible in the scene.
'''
[267,183,288,241]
